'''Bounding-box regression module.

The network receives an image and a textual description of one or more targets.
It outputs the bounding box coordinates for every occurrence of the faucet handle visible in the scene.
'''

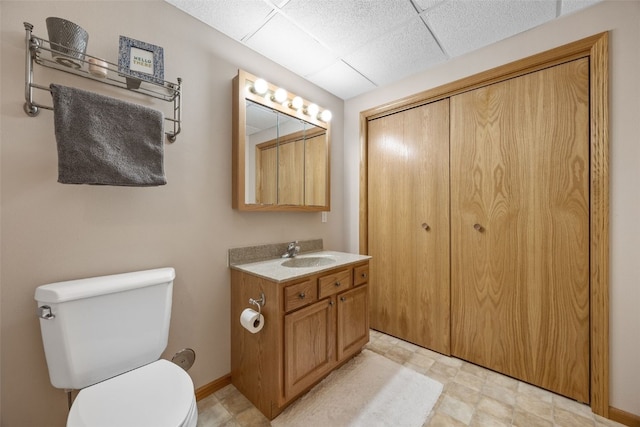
[282,241,300,258]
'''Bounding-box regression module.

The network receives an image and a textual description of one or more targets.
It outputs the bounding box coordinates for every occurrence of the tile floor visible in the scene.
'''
[197,330,625,427]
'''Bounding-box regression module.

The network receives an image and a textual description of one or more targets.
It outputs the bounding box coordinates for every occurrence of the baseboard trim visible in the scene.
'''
[195,373,232,401]
[609,406,640,427]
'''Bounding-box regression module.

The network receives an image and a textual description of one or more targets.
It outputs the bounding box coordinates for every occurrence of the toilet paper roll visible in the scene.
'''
[240,308,264,334]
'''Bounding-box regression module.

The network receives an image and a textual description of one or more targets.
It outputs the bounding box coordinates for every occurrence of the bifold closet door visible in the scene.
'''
[368,99,450,354]
[450,58,590,402]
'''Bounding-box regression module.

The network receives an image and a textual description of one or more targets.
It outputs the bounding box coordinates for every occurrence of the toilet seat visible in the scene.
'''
[67,359,197,427]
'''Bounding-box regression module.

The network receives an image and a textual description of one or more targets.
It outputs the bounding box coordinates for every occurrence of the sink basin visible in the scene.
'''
[282,256,336,268]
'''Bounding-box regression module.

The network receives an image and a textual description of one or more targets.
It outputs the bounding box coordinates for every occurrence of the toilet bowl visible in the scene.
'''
[34,268,197,427]
[67,360,197,427]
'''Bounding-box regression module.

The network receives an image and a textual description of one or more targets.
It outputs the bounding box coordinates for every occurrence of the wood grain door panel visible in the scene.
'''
[450,58,590,402]
[284,297,336,400]
[368,99,451,354]
[337,285,369,360]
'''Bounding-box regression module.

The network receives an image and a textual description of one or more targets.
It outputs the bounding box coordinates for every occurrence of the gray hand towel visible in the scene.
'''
[50,84,166,186]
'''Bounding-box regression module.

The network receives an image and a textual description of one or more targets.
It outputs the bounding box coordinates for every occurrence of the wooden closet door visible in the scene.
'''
[368,99,450,354]
[450,58,590,402]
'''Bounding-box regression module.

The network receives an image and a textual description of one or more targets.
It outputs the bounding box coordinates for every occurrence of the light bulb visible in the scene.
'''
[252,78,268,95]
[273,88,288,103]
[320,109,332,122]
[290,96,303,110]
[307,103,319,117]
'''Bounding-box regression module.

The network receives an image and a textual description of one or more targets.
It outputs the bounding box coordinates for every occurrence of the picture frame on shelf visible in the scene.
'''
[118,36,164,88]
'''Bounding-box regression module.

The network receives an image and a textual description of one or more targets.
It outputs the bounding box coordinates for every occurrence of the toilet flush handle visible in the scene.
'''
[37,305,55,320]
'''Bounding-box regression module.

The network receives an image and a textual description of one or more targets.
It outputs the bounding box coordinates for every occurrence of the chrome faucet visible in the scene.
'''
[282,241,300,258]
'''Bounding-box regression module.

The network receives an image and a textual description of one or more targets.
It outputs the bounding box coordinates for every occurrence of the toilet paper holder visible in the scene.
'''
[248,292,266,315]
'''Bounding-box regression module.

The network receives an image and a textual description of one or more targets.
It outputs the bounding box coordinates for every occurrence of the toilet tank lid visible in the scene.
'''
[35,268,175,304]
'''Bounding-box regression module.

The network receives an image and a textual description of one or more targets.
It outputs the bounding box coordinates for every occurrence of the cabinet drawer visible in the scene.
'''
[284,279,317,312]
[318,268,352,299]
[353,264,369,287]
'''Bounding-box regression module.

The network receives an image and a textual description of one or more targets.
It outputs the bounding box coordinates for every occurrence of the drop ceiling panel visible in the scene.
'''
[560,0,603,15]
[244,13,338,77]
[423,0,557,57]
[414,0,447,12]
[164,0,604,100]
[306,60,377,100]
[345,16,446,87]
[281,0,419,56]
[165,0,273,41]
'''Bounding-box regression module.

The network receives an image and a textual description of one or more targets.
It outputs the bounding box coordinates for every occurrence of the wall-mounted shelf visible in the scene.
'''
[23,22,182,142]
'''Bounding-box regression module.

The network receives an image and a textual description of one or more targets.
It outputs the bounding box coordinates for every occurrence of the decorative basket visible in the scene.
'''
[45,17,88,69]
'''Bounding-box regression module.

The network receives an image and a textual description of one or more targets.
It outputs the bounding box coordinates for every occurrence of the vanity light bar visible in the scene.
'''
[251,78,268,95]
[247,77,332,123]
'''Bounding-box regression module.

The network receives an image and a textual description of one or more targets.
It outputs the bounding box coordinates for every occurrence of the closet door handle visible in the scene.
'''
[421,223,430,231]
[473,223,485,232]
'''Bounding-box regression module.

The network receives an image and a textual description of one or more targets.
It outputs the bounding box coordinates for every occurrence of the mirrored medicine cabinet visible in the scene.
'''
[232,69,331,211]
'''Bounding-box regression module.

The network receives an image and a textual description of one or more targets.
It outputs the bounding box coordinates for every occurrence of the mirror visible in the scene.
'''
[232,70,330,211]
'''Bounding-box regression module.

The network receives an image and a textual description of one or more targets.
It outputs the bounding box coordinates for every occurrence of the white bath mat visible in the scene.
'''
[272,349,443,427]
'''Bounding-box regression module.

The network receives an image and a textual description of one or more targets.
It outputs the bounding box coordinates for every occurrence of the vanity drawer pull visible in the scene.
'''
[318,268,352,299]
[284,279,317,312]
[354,264,369,286]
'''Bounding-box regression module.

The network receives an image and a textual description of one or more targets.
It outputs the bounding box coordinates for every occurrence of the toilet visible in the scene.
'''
[35,267,198,427]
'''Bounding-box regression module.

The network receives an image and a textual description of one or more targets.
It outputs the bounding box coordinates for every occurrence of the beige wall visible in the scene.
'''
[344,0,640,417]
[0,1,345,426]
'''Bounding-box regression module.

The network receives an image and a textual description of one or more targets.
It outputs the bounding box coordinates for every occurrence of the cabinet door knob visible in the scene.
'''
[335,281,341,287]
[361,273,368,279]
[298,292,306,299]
[474,223,485,232]
[340,296,346,302]
[329,300,334,307]
[422,223,430,231]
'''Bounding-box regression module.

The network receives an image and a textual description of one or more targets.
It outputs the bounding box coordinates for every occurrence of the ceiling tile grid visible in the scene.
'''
[165,0,604,99]
[166,0,274,41]
[306,60,378,100]
[422,1,558,58]
[344,15,447,86]
[244,13,338,77]
[414,0,448,12]
[280,0,419,56]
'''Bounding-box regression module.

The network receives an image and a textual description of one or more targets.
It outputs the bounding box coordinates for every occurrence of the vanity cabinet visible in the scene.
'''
[230,260,369,420]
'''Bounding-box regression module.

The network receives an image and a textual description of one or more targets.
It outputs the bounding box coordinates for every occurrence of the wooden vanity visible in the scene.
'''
[230,252,370,419]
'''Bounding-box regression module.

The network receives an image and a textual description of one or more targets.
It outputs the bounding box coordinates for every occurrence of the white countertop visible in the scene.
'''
[230,250,371,282]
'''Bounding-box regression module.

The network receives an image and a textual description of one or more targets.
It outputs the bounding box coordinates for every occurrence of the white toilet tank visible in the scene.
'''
[35,267,175,390]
